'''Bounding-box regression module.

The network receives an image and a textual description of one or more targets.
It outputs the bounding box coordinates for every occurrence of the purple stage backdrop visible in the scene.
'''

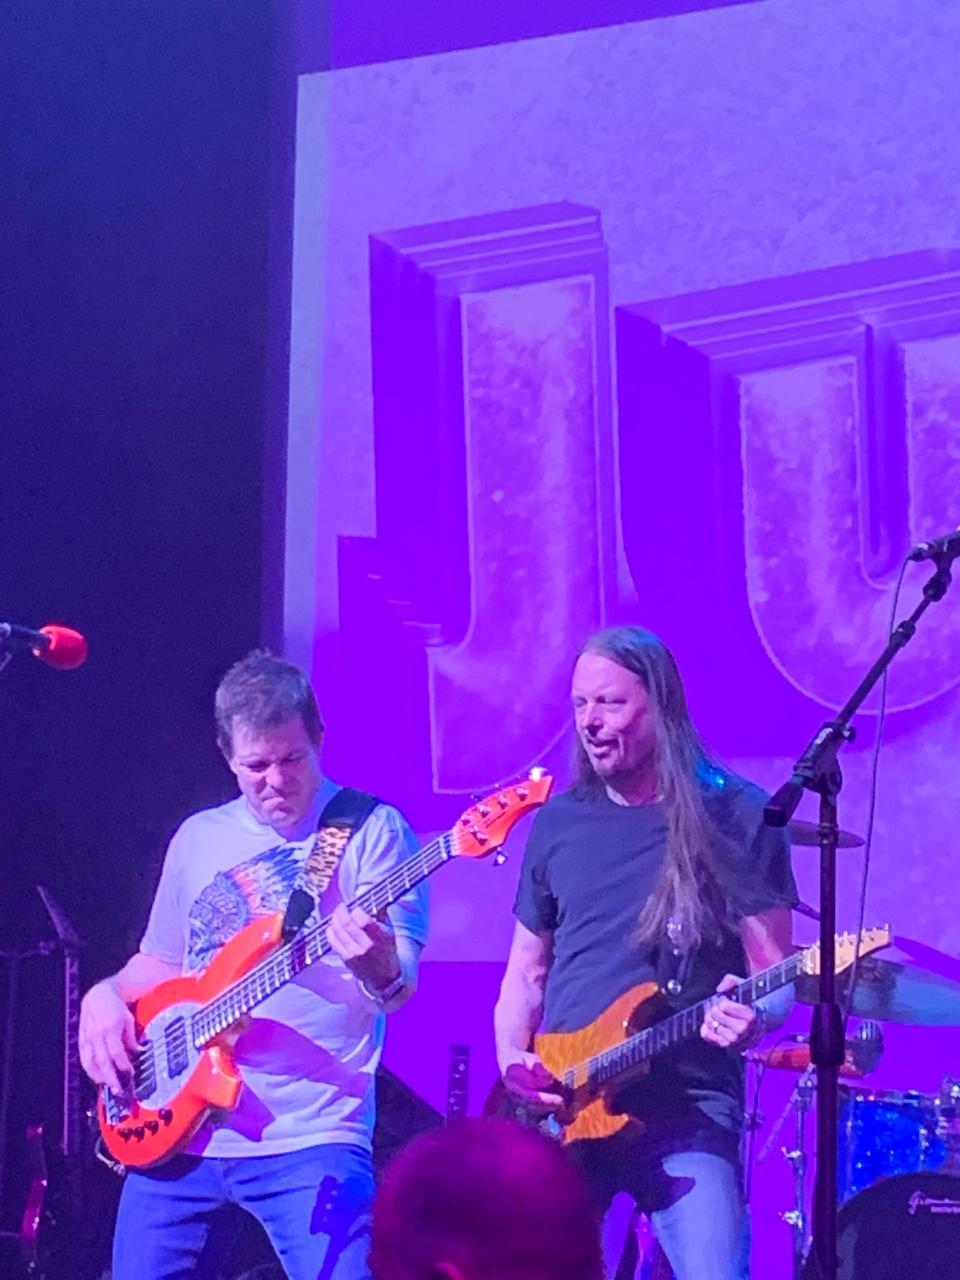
[282,0,960,1272]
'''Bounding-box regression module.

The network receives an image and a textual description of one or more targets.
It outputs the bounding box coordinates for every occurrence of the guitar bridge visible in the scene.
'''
[101,1085,132,1126]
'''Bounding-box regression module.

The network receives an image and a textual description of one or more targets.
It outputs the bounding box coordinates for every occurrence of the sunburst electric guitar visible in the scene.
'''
[98,772,552,1169]
[490,927,891,1144]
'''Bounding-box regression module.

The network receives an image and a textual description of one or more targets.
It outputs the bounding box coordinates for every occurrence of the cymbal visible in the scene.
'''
[796,948,960,1026]
[786,819,865,849]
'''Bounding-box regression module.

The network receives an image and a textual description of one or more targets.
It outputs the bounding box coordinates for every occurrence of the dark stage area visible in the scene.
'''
[2,4,282,1271]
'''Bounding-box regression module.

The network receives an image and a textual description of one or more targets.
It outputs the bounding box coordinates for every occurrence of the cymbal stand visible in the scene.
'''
[780,1068,815,1280]
[937,1076,960,1172]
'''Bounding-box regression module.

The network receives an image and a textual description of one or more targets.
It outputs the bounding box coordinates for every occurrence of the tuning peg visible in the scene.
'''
[494,852,508,866]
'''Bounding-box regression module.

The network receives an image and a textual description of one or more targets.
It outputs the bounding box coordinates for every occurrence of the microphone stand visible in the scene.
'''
[0,625,19,675]
[763,549,957,1280]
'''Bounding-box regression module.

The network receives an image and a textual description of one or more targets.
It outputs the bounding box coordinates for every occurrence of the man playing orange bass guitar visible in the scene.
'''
[79,651,428,1280]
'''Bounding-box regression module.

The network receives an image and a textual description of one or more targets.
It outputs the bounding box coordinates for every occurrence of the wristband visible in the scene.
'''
[742,1005,769,1050]
[359,970,405,1006]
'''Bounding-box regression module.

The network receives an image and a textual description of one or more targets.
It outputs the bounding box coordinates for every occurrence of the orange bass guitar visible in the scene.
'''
[490,927,891,1145]
[98,772,553,1169]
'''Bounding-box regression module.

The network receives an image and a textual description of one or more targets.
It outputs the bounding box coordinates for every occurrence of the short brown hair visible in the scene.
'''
[214,650,323,756]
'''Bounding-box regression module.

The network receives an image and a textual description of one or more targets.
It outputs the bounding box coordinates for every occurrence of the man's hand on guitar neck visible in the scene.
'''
[700,974,762,1052]
[326,903,413,1006]
[699,905,794,1051]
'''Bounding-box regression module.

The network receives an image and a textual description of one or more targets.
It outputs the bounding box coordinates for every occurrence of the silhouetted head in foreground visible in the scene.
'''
[370,1117,603,1280]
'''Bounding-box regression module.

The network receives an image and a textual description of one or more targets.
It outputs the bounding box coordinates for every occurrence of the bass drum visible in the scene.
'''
[801,1172,960,1279]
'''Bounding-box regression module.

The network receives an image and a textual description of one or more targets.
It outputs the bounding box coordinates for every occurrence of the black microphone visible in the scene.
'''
[908,528,960,563]
[0,622,88,670]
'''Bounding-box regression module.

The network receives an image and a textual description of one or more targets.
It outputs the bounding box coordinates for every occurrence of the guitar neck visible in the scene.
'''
[193,832,450,1043]
[446,1044,470,1123]
[588,951,804,1088]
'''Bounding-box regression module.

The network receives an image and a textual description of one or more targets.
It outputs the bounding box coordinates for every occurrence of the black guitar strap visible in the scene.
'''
[313,785,382,844]
[656,916,696,1003]
[282,787,381,941]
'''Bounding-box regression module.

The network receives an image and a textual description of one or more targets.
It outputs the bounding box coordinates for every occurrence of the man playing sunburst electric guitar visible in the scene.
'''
[494,627,798,1280]
[78,650,428,1280]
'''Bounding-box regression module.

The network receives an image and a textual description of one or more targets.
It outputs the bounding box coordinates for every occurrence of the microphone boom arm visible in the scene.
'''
[763,551,955,1280]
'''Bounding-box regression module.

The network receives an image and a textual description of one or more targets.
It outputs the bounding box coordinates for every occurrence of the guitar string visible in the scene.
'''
[125,788,545,1097]
[191,830,453,1043]
[574,931,887,1086]
[129,829,456,1093]
[571,953,805,1089]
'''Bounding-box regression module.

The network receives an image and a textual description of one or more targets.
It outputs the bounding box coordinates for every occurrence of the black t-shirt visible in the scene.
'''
[514,773,798,1131]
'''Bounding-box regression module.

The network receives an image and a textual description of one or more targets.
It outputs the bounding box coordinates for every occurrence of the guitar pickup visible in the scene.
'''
[102,1089,126,1126]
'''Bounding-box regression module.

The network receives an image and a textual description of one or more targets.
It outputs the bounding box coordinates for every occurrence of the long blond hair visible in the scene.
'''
[576,626,726,947]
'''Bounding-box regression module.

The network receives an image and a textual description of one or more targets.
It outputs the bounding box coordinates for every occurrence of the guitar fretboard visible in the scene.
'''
[574,952,804,1090]
[446,1044,470,1123]
[189,832,452,1046]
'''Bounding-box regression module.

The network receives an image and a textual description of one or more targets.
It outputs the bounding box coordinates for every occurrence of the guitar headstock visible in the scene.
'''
[450,770,554,859]
[799,926,892,977]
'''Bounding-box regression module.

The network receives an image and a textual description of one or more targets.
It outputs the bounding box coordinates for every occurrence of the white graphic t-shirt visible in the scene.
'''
[139,779,429,1158]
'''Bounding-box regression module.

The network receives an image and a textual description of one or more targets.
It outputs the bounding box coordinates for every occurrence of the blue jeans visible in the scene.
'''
[573,1122,747,1280]
[113,1143,374,1280]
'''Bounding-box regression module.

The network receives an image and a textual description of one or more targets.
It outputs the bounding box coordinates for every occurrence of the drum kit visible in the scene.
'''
[747,819,960,1280]
[752,1044,960,1279]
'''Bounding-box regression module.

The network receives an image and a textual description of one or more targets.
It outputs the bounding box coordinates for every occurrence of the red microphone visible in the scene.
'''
[0,621,89,670]
[35,625,89,670]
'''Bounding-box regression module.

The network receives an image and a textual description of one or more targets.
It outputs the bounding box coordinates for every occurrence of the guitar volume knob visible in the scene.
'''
[145,1120,160,1134]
